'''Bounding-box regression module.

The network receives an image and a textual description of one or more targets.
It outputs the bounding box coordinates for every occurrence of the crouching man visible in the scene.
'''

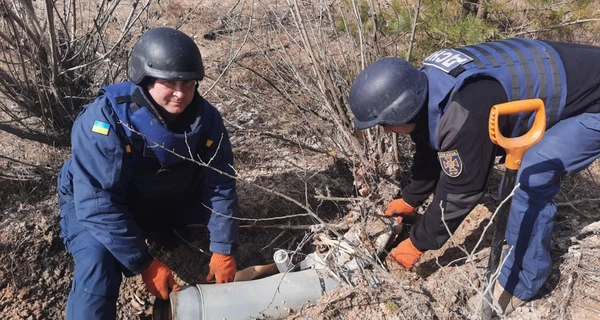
[348,38,600,315]
[57,27,240,319]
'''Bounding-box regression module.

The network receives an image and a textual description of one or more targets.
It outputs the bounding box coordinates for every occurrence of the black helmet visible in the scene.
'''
[128,27,205,85]
[349,57,427,130]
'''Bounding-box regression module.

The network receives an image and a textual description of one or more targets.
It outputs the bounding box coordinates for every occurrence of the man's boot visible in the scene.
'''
[493,281,525,315]
[467,281,525,316]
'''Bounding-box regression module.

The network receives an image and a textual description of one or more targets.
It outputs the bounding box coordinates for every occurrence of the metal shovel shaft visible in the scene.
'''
[482,168,517,319]
[482,99,546,319]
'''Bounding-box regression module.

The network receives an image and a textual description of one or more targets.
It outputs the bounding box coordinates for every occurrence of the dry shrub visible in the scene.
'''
[0,0,158,144]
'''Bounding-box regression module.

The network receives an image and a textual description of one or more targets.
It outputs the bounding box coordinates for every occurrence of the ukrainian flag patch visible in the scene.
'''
[92,120,110,135]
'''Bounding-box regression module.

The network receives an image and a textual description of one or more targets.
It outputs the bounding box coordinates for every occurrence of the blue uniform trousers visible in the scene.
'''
[59,196,209,320]
[499,112,600,300]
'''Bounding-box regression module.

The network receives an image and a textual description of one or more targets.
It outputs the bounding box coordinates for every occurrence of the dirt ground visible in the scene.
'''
[2,130,600,320]
[2,1,600,320]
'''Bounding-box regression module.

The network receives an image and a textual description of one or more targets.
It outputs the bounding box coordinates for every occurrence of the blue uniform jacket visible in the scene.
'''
[58,82,239,275]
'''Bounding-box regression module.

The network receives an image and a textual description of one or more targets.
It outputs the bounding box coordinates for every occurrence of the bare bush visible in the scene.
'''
[0,0,155,144]
[200,1,427,205]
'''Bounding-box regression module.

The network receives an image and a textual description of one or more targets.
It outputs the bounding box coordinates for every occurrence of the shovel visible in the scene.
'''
[482,99,546,319]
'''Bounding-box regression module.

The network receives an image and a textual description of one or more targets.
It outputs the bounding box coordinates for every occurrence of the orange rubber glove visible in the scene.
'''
[206,253,236,284]
[390,238,423,269]
[384,198,415,217]
[141,259,180,300]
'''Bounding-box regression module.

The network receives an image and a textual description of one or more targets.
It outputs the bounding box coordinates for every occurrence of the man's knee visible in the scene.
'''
[66,289,118,320]
[66,235,123,320]
[71,238,123,297]
[517,149,564,195]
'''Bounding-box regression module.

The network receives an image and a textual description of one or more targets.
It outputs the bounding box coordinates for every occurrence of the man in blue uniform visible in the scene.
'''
[348,38,600,315]
[57,27,240,319]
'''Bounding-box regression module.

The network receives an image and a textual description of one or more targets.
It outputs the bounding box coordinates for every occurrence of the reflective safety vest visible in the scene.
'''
[99,82,206,199]
[421,38,567,150]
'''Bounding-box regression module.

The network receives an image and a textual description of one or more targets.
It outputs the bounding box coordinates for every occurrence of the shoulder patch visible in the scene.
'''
[91,120,110,135]
[438,150,463,178]
[423,49,473,73]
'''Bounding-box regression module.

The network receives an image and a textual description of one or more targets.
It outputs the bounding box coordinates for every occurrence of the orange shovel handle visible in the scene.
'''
[489,99,546,170]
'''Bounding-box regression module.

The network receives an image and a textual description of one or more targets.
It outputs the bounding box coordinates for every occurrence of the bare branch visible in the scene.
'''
[44,0,60,86]
[0,154,54,171]
[203,0,254,96]
[121,121,343,238]
[515,18,600,36]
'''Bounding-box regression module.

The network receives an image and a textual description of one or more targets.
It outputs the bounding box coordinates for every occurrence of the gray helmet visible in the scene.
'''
[349,57,428,130]
[128,27,205,85]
